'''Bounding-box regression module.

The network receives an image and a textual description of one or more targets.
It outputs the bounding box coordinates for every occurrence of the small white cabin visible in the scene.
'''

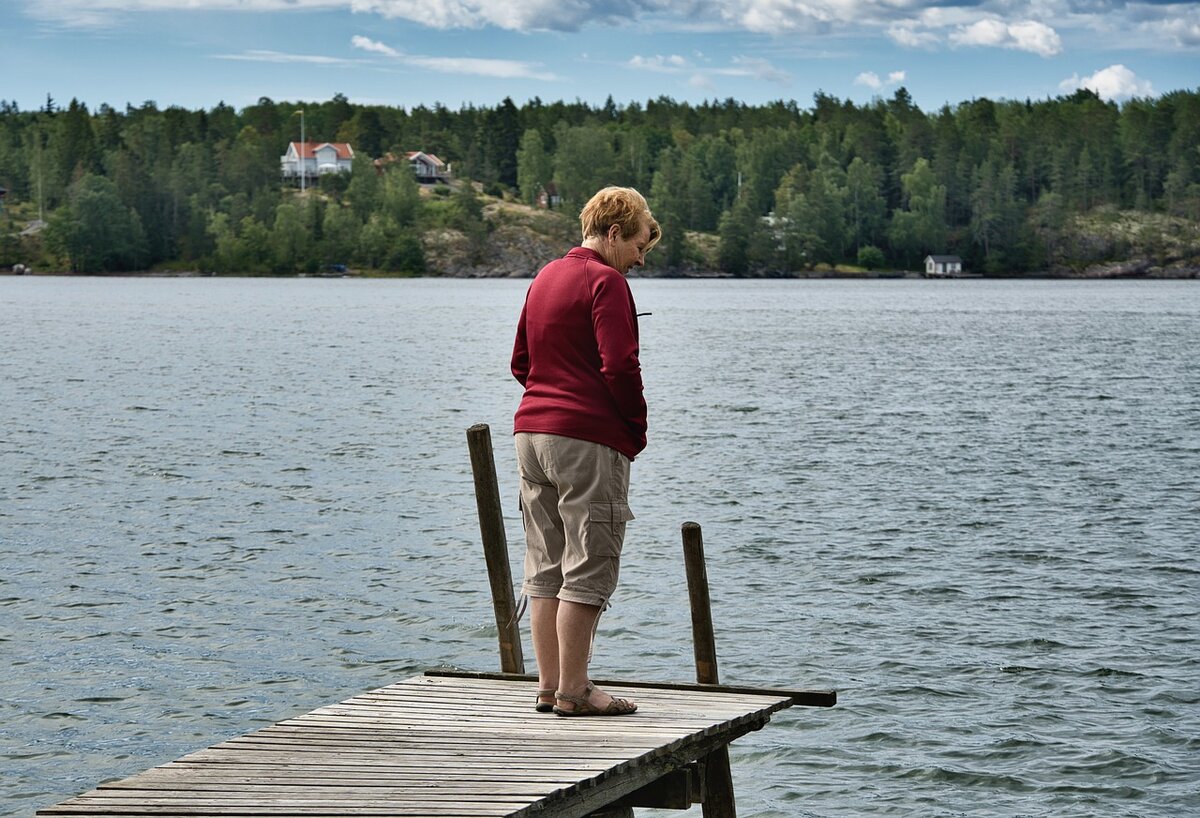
[924,255,963,277]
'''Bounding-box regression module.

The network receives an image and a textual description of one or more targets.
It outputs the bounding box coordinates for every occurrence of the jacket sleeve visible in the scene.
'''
[591,274,647,442]
[511,303,530,387]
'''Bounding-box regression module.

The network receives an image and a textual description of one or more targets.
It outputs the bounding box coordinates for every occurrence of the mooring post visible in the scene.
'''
[467,423,525,675]
[682,521,737,818]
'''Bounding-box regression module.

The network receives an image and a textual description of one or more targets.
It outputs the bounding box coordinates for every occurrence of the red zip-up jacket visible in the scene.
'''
[511,247,647,460]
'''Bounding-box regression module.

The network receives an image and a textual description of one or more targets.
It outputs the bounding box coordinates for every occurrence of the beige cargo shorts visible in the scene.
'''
[515,432,634,609]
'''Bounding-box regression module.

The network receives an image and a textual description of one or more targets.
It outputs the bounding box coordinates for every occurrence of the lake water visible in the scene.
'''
[2,276,1198,817]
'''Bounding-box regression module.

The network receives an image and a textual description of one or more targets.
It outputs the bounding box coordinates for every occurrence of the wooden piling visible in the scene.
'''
[683,521,720,684]
[683,521,738,818]
[467,423,525,675]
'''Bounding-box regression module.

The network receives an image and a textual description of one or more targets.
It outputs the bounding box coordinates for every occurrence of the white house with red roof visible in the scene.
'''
[281,142,355,182]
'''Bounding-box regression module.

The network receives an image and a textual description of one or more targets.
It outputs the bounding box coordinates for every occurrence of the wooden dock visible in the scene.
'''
[36,670,830,817]
[38,427,837,816]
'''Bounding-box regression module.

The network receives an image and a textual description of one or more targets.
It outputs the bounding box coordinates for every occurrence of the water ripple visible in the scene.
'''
[2,277,1198,818]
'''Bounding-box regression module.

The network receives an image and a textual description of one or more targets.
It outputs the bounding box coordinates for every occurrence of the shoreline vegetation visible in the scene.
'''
[5,192,1197,280]
[7,191,1199,279]
[2,90,1198,278]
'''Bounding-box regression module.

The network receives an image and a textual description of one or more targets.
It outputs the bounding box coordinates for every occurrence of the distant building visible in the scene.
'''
[372,151,451,184]
[281,142,355,183]
[405,151,449,183]
[924,255,963,277]
[536,182,562,209]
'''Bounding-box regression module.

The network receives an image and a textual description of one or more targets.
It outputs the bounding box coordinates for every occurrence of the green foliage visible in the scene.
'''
[717,201,752,276]
[485,97,521,188]
[321,203,359,265]
[270,200,310,273]
[845,157,887,253]
[718,197,774,275]
[775,152,849,266]
[319,170,351,197]
[390,231,427,274]
[46,174,148,272]
[888,158,947,267]
[857,245,885,270]
[735,127,808,216]
[516,128,553,206]
[649,147,687,267]
[0,217,22,266]
[1,89,1197,275]
[345,154,382,221]
[380,166,421,227]
[443,185,489,263]
[553,123,616,209]
[55,99,99,187]
[358,213,425,273]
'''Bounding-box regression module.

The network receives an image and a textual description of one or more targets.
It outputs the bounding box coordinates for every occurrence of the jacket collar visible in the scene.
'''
[567,246,607,265]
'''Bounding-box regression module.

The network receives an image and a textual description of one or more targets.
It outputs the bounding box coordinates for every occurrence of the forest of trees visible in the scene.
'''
[1,88,1198,275]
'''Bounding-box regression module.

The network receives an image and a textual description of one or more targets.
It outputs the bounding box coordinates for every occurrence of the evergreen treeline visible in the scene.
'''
[1,88,1197,275]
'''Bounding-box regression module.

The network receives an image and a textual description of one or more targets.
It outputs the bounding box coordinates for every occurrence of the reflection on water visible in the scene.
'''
[2,277,1198,817]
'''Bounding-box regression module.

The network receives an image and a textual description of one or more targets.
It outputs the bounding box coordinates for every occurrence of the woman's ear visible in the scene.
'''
[607,223,621,243]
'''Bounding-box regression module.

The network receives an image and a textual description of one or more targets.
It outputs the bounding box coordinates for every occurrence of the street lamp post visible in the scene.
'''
[299,108,305,193]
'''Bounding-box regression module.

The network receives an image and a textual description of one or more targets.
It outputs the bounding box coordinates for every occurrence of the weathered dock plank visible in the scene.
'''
[37,673,797,818]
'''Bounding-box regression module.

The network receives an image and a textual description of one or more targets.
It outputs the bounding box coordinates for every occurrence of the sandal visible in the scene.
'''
[535,688,556,713]
[553,682,637,717]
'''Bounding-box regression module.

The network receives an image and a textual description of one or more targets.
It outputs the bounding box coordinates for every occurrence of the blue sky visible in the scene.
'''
[2,0,1197,115]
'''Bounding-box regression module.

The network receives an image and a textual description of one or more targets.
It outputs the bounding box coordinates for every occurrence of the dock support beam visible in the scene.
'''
[683,521,738,818]
[467,423,525,675]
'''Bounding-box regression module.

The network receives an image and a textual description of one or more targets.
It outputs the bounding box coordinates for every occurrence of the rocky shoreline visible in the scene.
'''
[1052,261,1200,279]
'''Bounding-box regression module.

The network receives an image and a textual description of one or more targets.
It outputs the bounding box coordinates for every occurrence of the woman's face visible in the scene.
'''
[603,221,652,274]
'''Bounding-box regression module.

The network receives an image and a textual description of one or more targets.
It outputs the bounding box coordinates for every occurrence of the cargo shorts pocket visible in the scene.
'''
[587,501,635,557]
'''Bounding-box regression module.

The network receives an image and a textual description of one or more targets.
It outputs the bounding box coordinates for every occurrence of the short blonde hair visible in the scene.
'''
[580,186,661,252]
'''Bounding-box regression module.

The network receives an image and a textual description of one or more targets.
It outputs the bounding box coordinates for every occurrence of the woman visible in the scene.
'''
[511,186,660,717]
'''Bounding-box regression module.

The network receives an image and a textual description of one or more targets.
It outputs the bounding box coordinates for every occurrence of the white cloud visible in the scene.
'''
[18,0,987,35]
[26,0,341,27]
[1007,20,1062,57]
[19,0,1196,60]
[628,53,791,85]
[730,56,791,84]
[628,54,691,72]
[855,71,883,89]
[349,36,558,79]
[22,0,625,30]
[952,18,1007,47]
[405,55,558,79]
[854,68,906,90]
[889,9,1073,56]
[950,18,1061,56]
[1059,64,1155,101]
[349,0,626,31]
[350,35,399,57]
[214,49,357,66]
[736,0,827,33]
[886,22,939,48]
[1137,16,1200,49]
